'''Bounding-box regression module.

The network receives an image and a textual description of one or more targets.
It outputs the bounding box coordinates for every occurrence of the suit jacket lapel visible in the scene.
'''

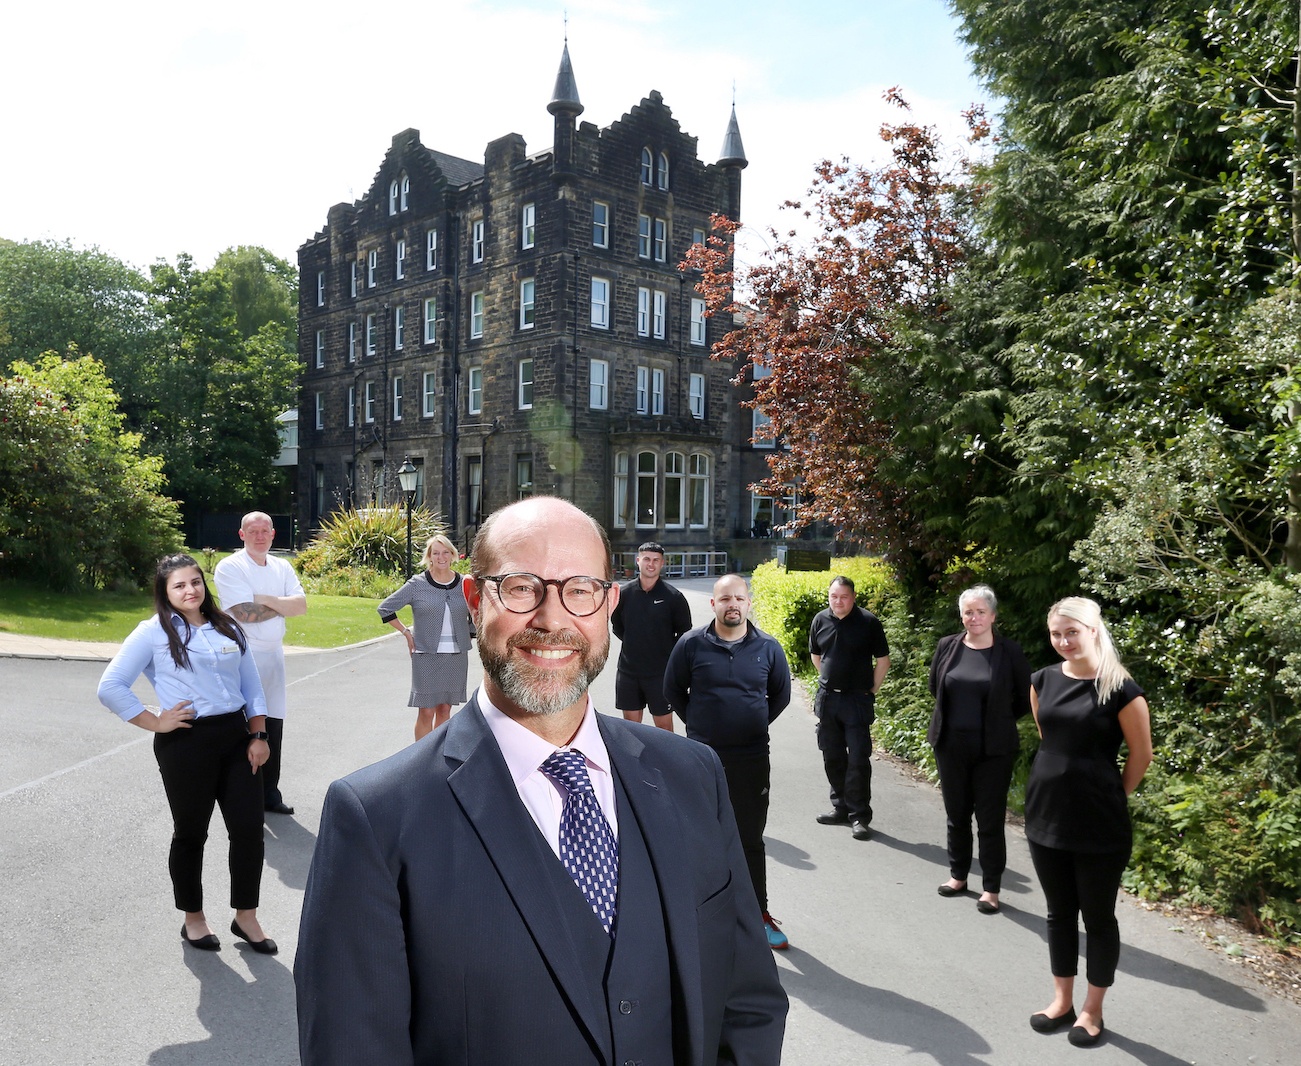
[446,701,613,1064]
[600,716,706,1066]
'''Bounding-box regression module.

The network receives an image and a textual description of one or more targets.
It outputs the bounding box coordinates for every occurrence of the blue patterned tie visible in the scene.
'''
[541,749,619,935]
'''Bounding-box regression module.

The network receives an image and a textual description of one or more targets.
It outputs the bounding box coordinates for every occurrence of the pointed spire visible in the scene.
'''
[718,98,747,169]
[548,40,584,117]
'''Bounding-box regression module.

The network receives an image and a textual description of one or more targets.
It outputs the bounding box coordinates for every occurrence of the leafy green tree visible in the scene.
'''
[0,351,180,589]
[212,245,298,344]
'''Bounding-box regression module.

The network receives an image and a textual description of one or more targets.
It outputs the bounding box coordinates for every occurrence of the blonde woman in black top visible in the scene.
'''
[1025,597,1152,1048]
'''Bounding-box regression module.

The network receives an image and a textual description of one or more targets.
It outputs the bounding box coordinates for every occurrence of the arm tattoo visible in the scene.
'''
[228,602,278,623]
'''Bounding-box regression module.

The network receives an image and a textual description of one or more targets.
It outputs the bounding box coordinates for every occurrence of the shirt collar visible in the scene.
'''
[479,688,612,786]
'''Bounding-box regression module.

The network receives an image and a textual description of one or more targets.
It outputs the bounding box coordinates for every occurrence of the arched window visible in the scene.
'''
[635,451,657,527]
[400,174,410,211]
[613,452,629,528]
[689,453,710,528]
[656,152,669,190]
[389,180,399,216]
[664,451,685,528]
[640,147,653,185]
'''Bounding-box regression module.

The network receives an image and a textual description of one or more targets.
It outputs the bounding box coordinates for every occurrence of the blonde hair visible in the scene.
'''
[1048,596,1131,703]
[422,534,458,568]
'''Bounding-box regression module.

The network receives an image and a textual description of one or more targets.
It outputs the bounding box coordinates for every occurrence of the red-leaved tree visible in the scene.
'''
[684,91,988,571]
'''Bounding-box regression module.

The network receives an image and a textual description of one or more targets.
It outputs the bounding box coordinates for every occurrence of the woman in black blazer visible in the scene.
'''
[928,585,1031,915]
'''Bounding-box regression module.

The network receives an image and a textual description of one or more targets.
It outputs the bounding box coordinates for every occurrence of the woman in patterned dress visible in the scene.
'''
[378,534,475,740]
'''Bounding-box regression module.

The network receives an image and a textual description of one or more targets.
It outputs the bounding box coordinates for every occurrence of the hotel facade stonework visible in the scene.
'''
[295,45,782,558]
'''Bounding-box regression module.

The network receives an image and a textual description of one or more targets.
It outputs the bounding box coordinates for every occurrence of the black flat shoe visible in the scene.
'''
[230,918,278,955]
[977,898,1000,914]
[816,810,850,825]
[1068,1020,1104,1047]
[1029,1007,1077,1033]
[264,800,295,815]
[181,923,220,951]
[936,882,968,897]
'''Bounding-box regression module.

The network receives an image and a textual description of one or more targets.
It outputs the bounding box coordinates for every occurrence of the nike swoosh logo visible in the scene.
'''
[654,599,664,604]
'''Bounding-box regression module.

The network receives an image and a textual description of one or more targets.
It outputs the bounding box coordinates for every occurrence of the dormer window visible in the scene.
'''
[657,152,669,190]
[640,147,653,185]
[400,174,410,211]
[389,180,399,216]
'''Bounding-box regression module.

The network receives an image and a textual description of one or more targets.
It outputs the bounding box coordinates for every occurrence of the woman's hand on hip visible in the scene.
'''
[404,630,416,655]
[157,700,195,732]
[247,738,270,772]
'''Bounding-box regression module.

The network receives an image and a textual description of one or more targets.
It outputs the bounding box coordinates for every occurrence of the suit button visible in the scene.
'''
[619,999,634,1014]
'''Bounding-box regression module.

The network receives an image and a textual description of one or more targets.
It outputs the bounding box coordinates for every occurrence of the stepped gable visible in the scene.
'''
[601,90,700,156]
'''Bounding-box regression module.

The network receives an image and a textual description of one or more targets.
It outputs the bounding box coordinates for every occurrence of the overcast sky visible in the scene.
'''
[2,0,988,275]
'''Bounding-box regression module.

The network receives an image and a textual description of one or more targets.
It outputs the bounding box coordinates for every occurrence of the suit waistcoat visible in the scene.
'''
[554,771,674,1065]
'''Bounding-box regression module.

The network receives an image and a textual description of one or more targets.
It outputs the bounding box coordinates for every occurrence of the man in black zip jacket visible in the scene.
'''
[611,542,693,732]
[664,573,792,948]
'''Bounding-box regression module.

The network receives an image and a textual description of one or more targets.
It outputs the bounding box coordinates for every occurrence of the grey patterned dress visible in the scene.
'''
[377,572,474,707]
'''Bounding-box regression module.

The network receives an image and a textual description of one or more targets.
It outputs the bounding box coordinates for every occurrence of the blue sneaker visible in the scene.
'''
[762,912,789,950]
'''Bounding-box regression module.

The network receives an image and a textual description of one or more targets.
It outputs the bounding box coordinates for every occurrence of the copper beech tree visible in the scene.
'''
[684,91,988,569]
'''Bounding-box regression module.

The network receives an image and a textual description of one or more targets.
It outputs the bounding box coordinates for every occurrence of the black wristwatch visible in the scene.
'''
[249,731,269,741]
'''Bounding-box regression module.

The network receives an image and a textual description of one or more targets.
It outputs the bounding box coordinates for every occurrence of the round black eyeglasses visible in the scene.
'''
[477,573,614,617]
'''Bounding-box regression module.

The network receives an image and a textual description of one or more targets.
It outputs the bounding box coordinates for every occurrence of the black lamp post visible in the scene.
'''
[397,456,418,579]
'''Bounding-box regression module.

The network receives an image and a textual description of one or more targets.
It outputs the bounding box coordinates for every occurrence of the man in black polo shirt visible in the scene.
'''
[808,575,891,840]
[611,542,693,732]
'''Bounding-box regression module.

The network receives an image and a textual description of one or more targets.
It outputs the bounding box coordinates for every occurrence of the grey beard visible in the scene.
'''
[481,632,610,717]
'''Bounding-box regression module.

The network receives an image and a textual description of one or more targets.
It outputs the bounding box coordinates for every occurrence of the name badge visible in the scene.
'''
[220,645,237,654]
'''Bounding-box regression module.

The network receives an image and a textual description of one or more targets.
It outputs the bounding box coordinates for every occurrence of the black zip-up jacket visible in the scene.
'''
[664,622,792,757]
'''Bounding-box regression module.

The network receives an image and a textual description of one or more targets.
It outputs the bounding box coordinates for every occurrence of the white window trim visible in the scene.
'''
[347,385,355,427]
[394,305,404,350]
[691,298,707,346]
[395,238,405,280]
[317,271,325,307]
[635,450,657,528]
[657,152,669,191]
[314,391,324,430]
[636,366,649,414]
[426,229,438,271]
[389,180,399,216]
[637,288,650,337]
[366,313,376,356]
[689,373,705,419]
[520,278,536,329]
[664,451,685,529]
[315,330,325,368]
[468,366,483,414]
[470,291,484,339]
[689,452,710,528]
[350,261,358,298]
[423,371,437,418]
[640,147,653,185]
[518,359,534,410]
[589,358,608,410]
[651,368,665,416]
[591,277,610,330]
[424,298,438,344]
[365,381,376,423]
[654,218,666,262]
[522,203,536,249]
[638,214,651,259]
[472,219,484,263]
[367,249,377,288]
[653,290,666,339]
[592,201,609,248]
[613,451,629,529]
[400,174,409,211]
[348,321,357,363]
[392,375,403,421]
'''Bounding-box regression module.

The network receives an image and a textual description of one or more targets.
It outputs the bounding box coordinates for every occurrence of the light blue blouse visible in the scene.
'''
[97,613,268,724]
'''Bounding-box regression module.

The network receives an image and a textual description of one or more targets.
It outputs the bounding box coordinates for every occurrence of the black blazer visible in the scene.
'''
[295,696,788,1066]
[927,632,1032,755]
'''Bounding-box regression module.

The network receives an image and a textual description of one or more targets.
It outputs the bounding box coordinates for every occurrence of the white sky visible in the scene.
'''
[2,0,989,277]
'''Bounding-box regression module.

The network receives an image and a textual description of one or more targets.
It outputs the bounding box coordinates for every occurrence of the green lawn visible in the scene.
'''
[0,578,383,649]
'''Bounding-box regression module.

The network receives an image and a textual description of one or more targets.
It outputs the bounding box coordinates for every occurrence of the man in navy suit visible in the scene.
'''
[295,496,787,1065]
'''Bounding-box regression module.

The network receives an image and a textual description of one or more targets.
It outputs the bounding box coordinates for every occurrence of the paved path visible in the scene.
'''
[2,578,1298,1064]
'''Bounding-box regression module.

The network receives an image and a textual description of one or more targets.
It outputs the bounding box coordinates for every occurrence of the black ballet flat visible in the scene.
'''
[1029,1007,1077,1033]
[976,898,1000,915]
[181,923,220,951]
[936,882,968,897]
[1068,1020,1105,1047]
[230,918,278,955]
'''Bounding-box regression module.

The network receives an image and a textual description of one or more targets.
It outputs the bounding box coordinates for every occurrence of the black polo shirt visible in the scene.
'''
[808,606,890,692]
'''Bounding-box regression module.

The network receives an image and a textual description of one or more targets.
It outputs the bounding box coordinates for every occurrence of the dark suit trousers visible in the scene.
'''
[934,730,1016,893]
[262,716,285,806]
[719,752,771,913]
[1028,840,1130,987]
[815,687,874,822]
[153,712,264,912]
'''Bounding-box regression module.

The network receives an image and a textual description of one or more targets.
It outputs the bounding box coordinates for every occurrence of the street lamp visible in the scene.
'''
[397,455,419,579]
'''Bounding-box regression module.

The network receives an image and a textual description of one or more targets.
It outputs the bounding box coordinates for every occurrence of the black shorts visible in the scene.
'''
[615,671,671,718]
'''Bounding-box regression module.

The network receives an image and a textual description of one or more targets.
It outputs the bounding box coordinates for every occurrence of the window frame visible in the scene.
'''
[518,358,534,410]
[424,297,438,344]
[637,287,650,336]
[520,277,536,329]
[590,276,610,330]
[426,228,438,271]
[315,329,325,369]
[638,214,651,259]
[364,380,376,423]
[657,151,669,190]
[653,218,666,262]
[613,451,629,529]
[664,450,685,529]
[592,201,609,248]
[314,391,324,430]
[347,385,355,428]
[400,174,409,211]
[689,372,705,419]
[366,313,376,357]
[389,180,399,216]
[690,298,707,345]
[472,219,485,263]
[635,450,657,528]
[348,320,357,363]
[689,452,710,528]
[367,249,377,288]
[470,291,485,339]
[350,260,358,298]
[651,368,665,415]
[636,366,649,414]
[653,290,666,339]
[467,366,483,414]
[395,238,405,280]
[317,270,325,307]
[394,305,404,350]
[422,371,437,418]
[392,374,403,421]
[521,202,536,249]
[515,454,534,500]
[589,358,608,410]
[640,147,654,185]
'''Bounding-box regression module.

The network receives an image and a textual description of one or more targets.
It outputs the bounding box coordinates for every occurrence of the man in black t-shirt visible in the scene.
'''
[611,542,693,732]
[808,575,891,840]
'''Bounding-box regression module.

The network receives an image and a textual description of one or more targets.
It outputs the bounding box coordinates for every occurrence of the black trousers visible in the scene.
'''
[1028,840,1130,987]
[262,716,285,807]
[719,752,771,913]
[933,731,1016,893]
[815,687,874,822]
[153,712,265,912]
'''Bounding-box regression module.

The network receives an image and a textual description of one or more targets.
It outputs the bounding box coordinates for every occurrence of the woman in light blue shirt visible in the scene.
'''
[98,554,279,954]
